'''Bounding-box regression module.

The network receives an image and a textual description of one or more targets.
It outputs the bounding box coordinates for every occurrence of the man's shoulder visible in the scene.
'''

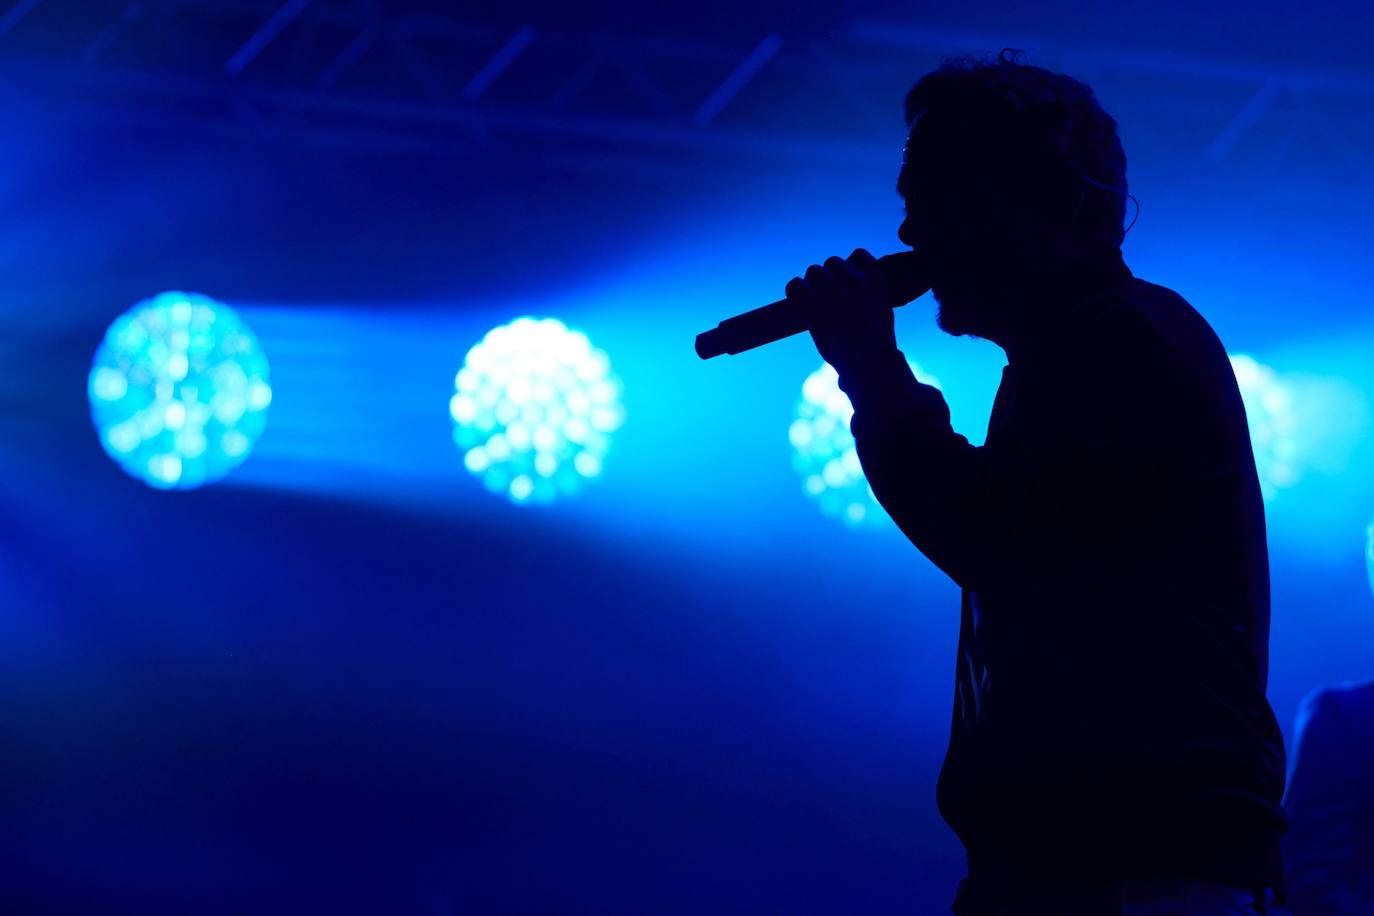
[1101,276,1220,355]
[1073,275,1233,391]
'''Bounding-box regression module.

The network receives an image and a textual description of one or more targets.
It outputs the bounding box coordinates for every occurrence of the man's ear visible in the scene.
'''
[1058,160,1125,247]
[1046,160,1089,233]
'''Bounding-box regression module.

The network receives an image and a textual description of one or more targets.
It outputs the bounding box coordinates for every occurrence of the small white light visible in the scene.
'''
[451,316,624,505]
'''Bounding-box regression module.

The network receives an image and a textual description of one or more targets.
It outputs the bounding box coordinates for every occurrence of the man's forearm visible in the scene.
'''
[839,348,989,589]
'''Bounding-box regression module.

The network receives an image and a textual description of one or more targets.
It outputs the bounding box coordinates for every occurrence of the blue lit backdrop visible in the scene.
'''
[12,40,1373,913]
[1367,519,1374,598]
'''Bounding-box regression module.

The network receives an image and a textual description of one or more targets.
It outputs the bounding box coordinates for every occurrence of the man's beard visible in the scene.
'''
[933,285,989,338]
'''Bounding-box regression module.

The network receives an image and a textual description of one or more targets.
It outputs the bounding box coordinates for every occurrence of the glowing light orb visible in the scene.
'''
[791,360,940,527]
[89,291,271,489]
[451,316,625,505]
[1230,354,1298,500]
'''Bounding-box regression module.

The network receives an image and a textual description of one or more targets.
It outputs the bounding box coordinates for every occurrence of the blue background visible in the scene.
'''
[2,2,1372,912]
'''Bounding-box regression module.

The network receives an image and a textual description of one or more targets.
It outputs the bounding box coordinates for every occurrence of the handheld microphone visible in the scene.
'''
[694,251,931,359]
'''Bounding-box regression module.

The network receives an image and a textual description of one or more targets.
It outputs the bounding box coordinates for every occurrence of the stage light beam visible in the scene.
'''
[1366,518,1374,600]
[1229,353,1298,501]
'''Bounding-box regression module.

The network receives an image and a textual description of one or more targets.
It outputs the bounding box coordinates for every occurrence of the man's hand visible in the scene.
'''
[785,248,899,376]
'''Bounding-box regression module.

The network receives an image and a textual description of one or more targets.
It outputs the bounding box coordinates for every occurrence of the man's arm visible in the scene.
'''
[838,342,1169,594]
[837,349,993,589]
[788,249,1176,594]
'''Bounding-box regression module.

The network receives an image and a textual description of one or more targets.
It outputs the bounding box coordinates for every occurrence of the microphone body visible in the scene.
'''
[695,251,930,359]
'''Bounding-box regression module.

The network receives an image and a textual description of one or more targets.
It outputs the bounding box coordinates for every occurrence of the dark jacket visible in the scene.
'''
[1285,678,1374,914]
[839,252,1287,892]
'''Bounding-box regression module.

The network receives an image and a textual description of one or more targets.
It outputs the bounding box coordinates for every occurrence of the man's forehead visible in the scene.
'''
[898,125,952,190]
[900,117,1002,179]
[904,114,962,159]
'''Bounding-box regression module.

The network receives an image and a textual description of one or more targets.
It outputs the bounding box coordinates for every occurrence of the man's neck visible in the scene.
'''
[990,249,1131,363]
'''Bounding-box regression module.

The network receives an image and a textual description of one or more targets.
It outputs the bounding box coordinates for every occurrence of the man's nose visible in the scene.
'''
[897,216,918,249]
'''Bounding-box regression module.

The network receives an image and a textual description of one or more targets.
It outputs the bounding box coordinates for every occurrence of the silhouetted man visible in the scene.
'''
[786,52,1287,915]
[1284,677,1374,913]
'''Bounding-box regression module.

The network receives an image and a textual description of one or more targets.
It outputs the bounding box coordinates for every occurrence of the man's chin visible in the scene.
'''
[934,292,980,338]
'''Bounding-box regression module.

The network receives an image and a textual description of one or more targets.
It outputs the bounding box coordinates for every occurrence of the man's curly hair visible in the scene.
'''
[903,49,1129,249]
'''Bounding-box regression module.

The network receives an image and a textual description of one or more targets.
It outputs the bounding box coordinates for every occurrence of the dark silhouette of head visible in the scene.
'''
[897,50,1129,342]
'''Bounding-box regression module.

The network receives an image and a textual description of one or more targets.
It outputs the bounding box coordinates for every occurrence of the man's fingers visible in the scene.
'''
[789,251,884,326]
[804,262,845,300]
[848,247,877,266]
[846,249,880,288]
[823,256,864,294]
[785,276,816,323]
[846,248,889,302]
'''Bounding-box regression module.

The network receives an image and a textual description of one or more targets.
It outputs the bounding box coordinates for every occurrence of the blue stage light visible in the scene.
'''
[89,292,272,489]
[1230,354,1298,500]
[450,317,625,505]
[1366,519,1374,599]
[791,360,941,527]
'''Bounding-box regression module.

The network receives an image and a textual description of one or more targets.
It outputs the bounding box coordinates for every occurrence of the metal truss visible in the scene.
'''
[0,0,1368,179]
[846,22,1374,183]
